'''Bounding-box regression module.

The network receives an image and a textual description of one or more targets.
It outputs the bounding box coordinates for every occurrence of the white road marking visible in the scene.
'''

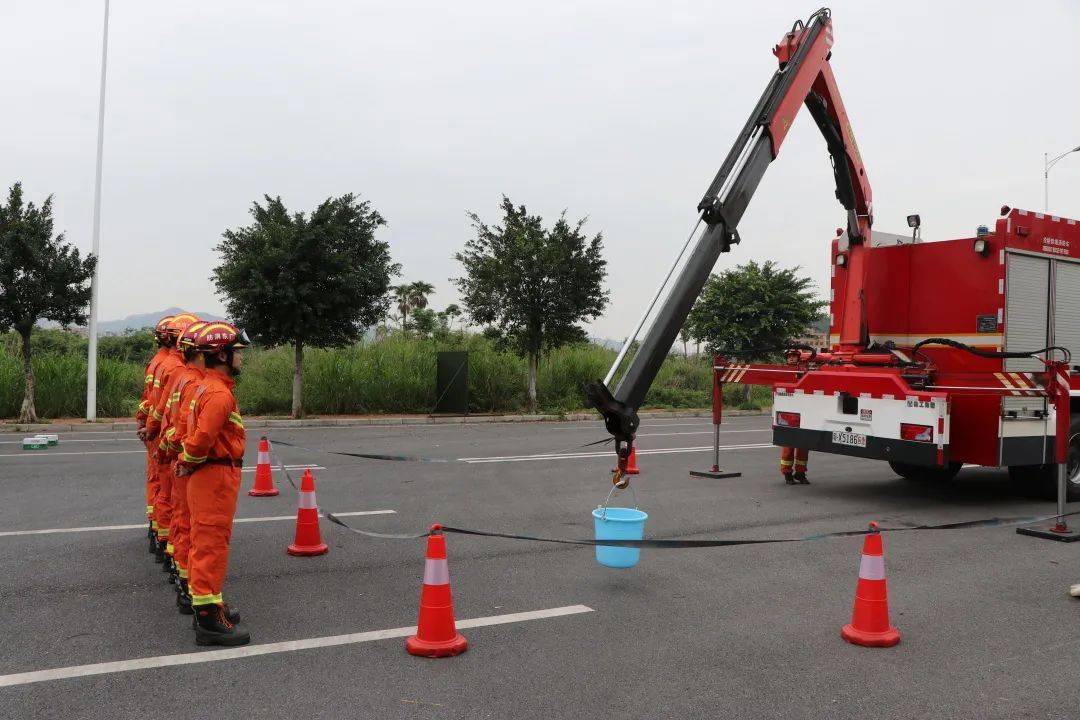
[0,438,141,444]
[637,429,769,438]
[459,443,773,463]
[240,464,324,473]
[0,510,395,538]
[0,604,594,687]
[0,449,146,458]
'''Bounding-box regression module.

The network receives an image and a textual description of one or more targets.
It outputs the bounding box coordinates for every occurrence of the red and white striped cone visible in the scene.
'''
[287,469,328,556]
[841,522,900,647]
[406,525,467,658]
[249,437,279,497]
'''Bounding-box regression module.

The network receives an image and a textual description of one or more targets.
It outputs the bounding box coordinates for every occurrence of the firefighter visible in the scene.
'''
[156,320,208,608]
[136,315,174,548]
[780,446,810,484]
[142,313,200,566]
[177,322,251,646]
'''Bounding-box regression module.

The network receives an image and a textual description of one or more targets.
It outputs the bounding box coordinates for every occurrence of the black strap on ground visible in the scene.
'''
[268,435,613,465]
[325,513,430,540]
[322,505,1080,548]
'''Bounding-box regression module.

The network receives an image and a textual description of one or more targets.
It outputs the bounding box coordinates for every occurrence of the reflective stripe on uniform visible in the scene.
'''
[423,558,450,586]
[191,592,224,607]
[157,527,169,538]
[165,543,174,555]
[146,505,154,515]
[228,411,244,429]
[180,449,207,464]
[858,553,886,581]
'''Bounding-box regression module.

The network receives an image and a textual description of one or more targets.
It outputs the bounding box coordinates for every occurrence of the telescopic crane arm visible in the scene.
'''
[586,8,873,455]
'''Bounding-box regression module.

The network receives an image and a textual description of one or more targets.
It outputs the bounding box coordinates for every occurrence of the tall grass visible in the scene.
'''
[0,332,771,419]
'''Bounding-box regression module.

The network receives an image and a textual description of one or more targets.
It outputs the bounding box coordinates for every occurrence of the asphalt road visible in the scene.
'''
[1,415,1078,719]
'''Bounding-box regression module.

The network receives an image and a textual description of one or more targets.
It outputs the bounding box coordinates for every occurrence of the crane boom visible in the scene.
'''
[586,8,873,455]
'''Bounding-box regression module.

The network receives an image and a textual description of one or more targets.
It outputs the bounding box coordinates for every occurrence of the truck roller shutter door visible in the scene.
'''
[1054,260,1080,366]
[1005,253,1050,373]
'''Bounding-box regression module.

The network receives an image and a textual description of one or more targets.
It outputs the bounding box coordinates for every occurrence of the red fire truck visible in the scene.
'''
[587,8,1078,502]
[726,210,1080,497]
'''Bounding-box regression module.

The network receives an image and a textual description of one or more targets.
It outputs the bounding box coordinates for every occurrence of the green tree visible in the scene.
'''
[0,183,96,422]
[438,303,462,334]
[688,261,826,399]
[388,280,435,335]
[410,307,438,339]
[214,194,399,417]
[454,196,608,411]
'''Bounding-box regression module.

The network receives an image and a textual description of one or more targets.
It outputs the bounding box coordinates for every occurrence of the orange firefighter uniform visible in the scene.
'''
[137,317,173,526]
[180,370,246,610]
[780,446,810,484]
[162,363,205,585]
[146,346,185,548]
[145,314,199,551]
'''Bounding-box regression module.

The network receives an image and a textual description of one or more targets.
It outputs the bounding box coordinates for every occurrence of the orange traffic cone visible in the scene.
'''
[406,525,467,658]
[841,522,900,647]
[249,437,279,497]
[611,445,641,475]
[287,469,328,556]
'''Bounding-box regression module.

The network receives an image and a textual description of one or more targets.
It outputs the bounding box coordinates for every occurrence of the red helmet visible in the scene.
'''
[165,313,200,340]
[178,320,209,351]
[153,315,175,342]
[192,322,250,354]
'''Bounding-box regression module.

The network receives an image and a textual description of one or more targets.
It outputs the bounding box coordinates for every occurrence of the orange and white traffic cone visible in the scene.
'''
[406,525,467,658]
[611,445,641,475]
[841,522,900,647]
[287,469,328,556]
[249,436,279,497]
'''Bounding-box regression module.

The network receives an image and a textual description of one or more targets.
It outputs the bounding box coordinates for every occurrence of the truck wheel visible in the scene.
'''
[889,460,962,482]
[1007,418,1080,502]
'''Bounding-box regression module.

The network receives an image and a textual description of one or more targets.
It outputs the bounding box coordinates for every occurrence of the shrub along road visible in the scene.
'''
[0,416,1076,719]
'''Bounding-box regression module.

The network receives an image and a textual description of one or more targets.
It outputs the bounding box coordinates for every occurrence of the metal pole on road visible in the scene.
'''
[86,0,111,421]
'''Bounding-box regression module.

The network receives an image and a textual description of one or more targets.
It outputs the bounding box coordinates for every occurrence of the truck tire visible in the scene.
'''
[1008,417,1080,502]
[889,460,962,482]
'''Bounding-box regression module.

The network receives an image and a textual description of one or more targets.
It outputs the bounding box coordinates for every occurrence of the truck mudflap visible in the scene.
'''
[772,387,950,468]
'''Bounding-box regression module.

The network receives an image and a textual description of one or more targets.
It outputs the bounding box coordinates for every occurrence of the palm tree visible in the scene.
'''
[388,281,435,335]
[390,284,411,333]
[407,281,435,314]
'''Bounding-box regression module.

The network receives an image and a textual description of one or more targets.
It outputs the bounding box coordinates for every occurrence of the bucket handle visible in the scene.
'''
[597,483,638,521]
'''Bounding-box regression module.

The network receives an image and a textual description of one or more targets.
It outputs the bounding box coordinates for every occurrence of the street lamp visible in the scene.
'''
[86,0,110,421]
[1045,145,1080,213]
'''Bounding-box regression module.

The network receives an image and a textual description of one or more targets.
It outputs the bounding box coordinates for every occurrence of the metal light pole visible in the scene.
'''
[1045,145,1080,213]
[86,0,111,421]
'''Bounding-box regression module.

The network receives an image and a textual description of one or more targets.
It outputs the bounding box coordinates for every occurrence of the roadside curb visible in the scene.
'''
[0,408,770,434]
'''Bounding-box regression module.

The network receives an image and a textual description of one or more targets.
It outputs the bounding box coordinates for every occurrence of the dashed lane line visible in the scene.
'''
[0,605,595,687]
[0,510,395,538]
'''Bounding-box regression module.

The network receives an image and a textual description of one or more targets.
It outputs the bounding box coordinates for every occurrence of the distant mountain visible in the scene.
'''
[76,306,230,336]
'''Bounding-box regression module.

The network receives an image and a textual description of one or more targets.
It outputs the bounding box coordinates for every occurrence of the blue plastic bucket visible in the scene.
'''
[592,507,648,568]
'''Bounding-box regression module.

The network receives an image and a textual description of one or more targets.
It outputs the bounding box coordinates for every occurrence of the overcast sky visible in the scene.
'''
[5,0,1079,339]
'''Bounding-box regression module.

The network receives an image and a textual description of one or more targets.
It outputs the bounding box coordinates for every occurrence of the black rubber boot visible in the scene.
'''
[153,539,166,564]
[162,554,175,578]
[147,520,155,540]
[176,580,193,615]
[784,473,796,485]
[194,604,250,646]
[148,534,158,554]
[794,472,810,485]
[189,603,240,627]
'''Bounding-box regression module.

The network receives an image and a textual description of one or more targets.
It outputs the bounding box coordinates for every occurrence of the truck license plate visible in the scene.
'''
[832,431,867,448]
